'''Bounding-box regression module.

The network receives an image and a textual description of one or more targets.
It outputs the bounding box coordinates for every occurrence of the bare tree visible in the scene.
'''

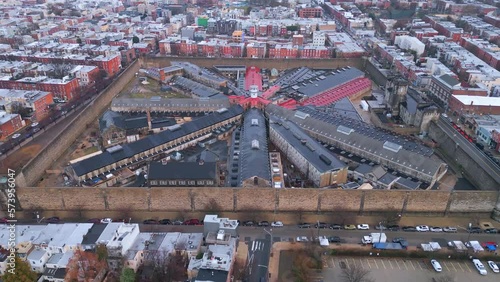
[295,208,305,224]
[232,258,249,282]
[339,265,374,282]
[291,252,311,282]
[433,275,456,282]
[143,251,188,282]
[204,198,222,213]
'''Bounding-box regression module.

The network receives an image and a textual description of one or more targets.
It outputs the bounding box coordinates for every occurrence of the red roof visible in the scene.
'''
[245,66,262,91]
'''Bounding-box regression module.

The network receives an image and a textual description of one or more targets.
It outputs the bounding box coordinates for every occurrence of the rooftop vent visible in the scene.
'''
[319,154,332,165]
[216,108,228,113]
[251,140,260,149]
[337,125,354,135]
[294,111,310,120]
[383,141,402,153]
[251,118,259,126]
[168,124,181,131]
[106,145,123,154]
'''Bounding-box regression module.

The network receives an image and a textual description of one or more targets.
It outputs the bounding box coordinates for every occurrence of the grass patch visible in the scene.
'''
[83,146,99,155]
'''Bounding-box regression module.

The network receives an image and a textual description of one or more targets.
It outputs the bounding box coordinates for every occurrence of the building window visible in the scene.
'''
[188,180,195,185]
[179,180,186,185]
[253,177,258,185]
[168,180,176,185]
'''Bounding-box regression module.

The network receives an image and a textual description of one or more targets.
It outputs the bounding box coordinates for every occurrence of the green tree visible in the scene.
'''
[96,244,108,263]
[132,36,140,44]
[76,37,82,44]
[2,257,38,282]
[120,268,136,282]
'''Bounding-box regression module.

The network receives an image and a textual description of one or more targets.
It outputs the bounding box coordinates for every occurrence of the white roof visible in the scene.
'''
[453,95,500,107]
[96,222,122,244]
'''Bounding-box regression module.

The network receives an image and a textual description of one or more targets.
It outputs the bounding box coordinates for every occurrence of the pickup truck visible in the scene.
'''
[362,233,387,244]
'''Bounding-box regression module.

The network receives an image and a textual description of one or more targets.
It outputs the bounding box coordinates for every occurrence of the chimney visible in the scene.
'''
[159,69,165,82]
[146,109,152,130]
[199,159,205,166]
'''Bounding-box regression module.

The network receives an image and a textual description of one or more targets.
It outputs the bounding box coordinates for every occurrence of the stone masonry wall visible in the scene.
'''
[15,187,499,216]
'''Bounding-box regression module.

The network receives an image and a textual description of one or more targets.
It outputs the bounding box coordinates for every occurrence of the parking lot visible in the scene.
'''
[319,257,500,282]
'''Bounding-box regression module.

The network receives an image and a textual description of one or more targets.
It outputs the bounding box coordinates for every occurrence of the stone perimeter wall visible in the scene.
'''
[15,187,500,216]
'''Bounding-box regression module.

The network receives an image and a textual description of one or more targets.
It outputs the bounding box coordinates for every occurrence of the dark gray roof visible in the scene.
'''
[173,76,222,98]
[378,172,398,185]
[293,106,433,156]
[99,110,122,133]
[43,268,66,279]
[148,161,217,180]
[265,104,444,182]
[404,91,418,115]
[199,150,218,163]
[438,74,460,88]
[396,177,422,190]
[269,116,347,172]
[293,67,364,97]
[71,105,243,177]
[297,98,362,122]
[274,67,327,87]
[237,109,271,184]
[354,163,375,174]
[81,224,107,245]
[195,269,229,282]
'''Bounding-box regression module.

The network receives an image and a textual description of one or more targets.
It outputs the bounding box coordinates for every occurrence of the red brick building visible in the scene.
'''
[449,95,500,116]
[246,42,267,58]
[268,44,299,59]
[0,112,23,139]
[298,7,323,18]
[300,46,331,58]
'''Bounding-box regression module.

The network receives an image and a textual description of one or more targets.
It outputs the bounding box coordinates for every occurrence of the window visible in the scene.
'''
[188,180,195,185]
[168,180,176,185]
[179,180,186,185]
[254,177,258,185]
[197,180,205,185]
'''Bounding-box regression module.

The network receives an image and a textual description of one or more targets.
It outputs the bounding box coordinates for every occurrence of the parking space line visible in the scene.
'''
[400,260,408,270]
[442,261,451,271]
[409,260,416,270]
[453,262,460,271]
[350,258,356,268]
[380,260,387,269]
[395,259,401,270]
[464,263,473,273]
[420,261,427,270]
[331,258,335,268]
[387,260,393,269]
[373,259,379,269]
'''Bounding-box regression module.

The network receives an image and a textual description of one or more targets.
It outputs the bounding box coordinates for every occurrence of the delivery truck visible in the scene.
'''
[361,233,387,244]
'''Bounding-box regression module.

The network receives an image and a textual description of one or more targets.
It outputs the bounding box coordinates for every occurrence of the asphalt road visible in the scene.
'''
[436,116,500,182]
[247,237,271,282]
[0,101,87,172]
[138,225,499,247]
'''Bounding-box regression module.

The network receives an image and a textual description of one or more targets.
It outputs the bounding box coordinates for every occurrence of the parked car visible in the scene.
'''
[258,221,269,227]
[296,236,309,242]
[344,224,356,230]
[172,219,184,225]
[114,218,126,223]
[159,219,171,225]
[357,224,370,230]
[430,226,443,232]
[330,224,343,230]
[387,225,400,231]
[100,218,113,224]
[242,220,255,226]
[314,222,328,229]
[298,223,311,228]
[184,219,200,225]
[143,219,159,225]
[328,236,341,243]
[271,221,284,227]
[487,261,499,273]
[392,237,406,243]
[472,259,488,275]
[46,217,60,223]
[484,228,498,234]
[87,218,100,224]
[443,226,457,233]
[374,225,387,230]
[31,122,39,127]
[468,226,482,233]
[12,133,21,139]
[416,225,429,232]
[431,259,442,272]
[402,226,417,232]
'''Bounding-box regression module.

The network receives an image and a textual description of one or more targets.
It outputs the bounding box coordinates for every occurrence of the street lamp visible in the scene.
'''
[466,222,472,257]
[264,228,273,254]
